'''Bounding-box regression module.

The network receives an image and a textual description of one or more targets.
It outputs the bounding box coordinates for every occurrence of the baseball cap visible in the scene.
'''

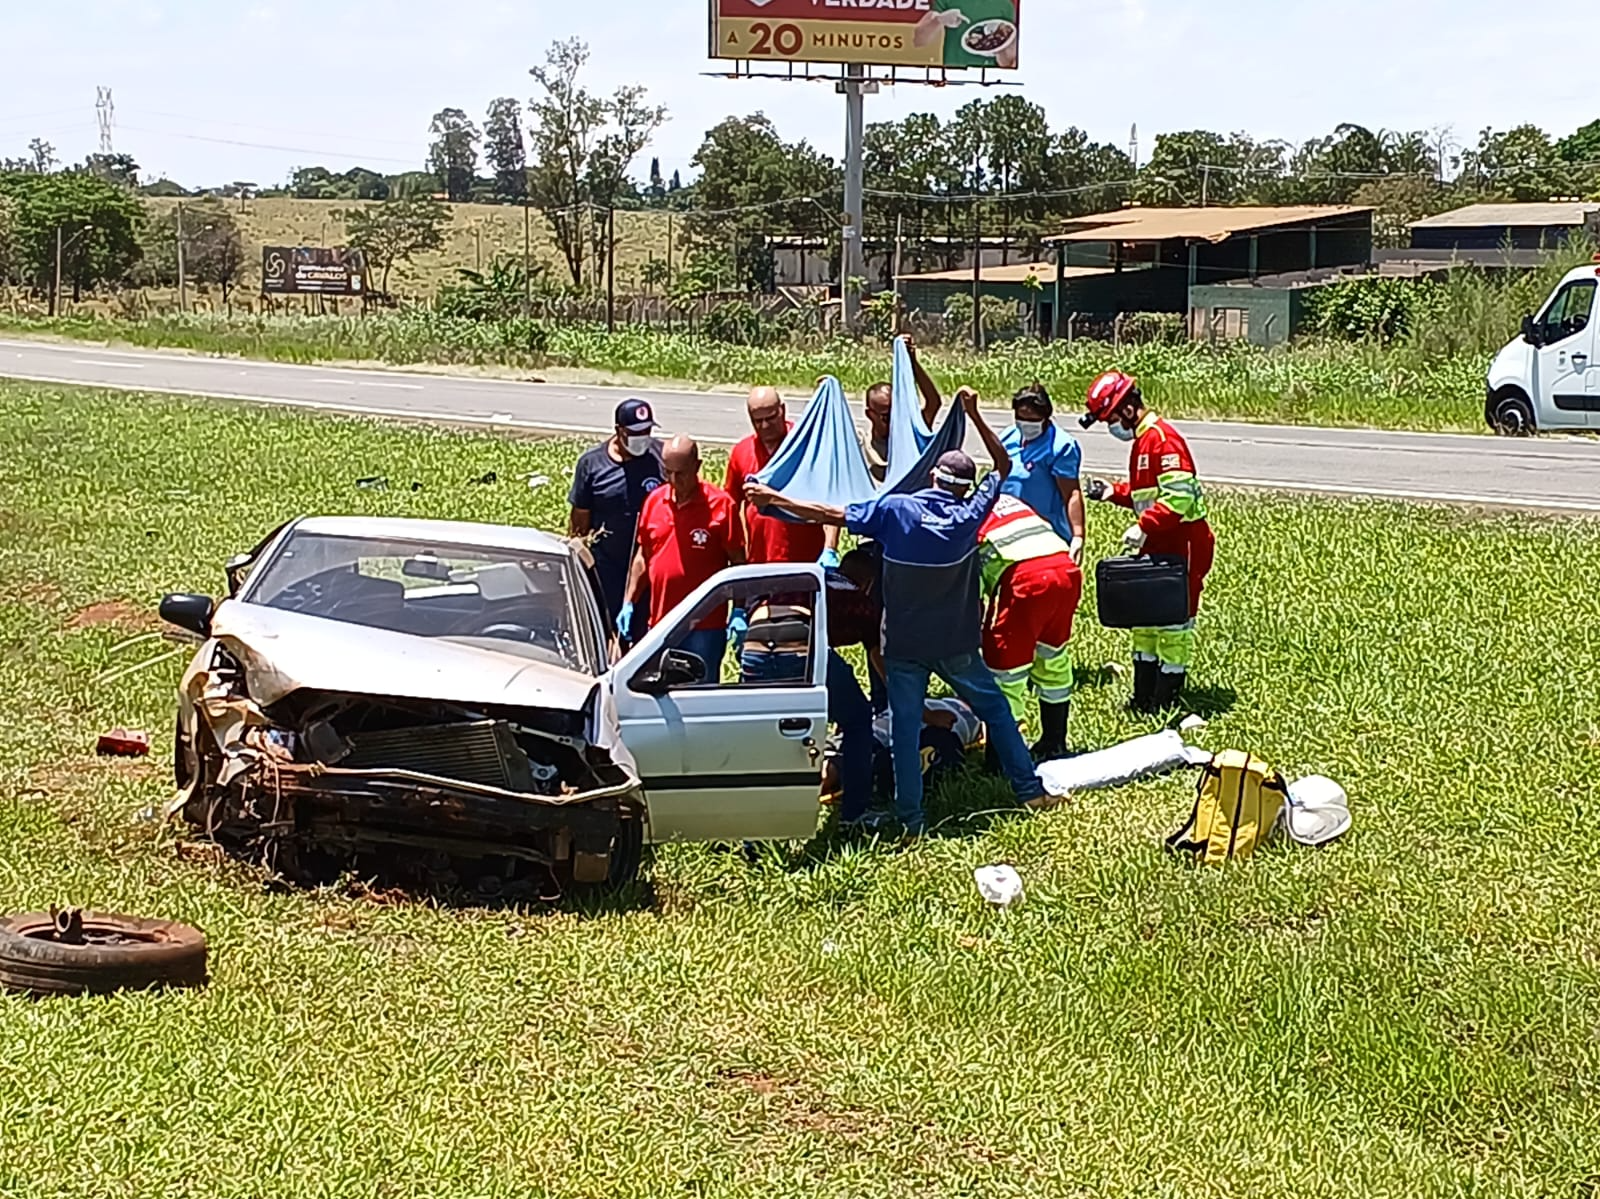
[933,450,977,489]
[615,398,656,433]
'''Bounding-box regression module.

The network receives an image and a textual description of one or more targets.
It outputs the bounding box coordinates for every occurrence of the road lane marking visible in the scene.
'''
[70,359,143,369]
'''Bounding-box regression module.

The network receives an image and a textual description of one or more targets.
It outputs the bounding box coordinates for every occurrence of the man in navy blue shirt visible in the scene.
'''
[746,387,1048,834]
[568,398,665,646]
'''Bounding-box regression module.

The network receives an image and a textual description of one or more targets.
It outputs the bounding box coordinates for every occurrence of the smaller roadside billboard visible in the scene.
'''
[709,0,1021,71]
[261,246,368,296]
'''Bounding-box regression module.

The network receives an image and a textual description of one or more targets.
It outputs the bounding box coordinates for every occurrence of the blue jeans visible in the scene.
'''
[868,658,887,716]
[739,649,874,824]
[884,652,1044,832]
[678,628,727,684]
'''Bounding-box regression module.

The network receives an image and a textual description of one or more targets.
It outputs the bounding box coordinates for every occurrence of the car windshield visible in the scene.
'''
[243,531,593,674]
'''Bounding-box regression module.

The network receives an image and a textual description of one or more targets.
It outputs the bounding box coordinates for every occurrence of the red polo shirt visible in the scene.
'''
[637,481,744,631]
[725,428,826,565]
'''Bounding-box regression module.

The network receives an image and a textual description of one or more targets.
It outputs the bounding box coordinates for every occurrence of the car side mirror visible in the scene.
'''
[1522,315,1542,347]
[160,593,216,639]
[631,648,706,696]
[224,553,253,596]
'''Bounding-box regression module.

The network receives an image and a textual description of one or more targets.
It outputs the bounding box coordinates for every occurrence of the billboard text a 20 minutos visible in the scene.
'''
[709,0,1020,71]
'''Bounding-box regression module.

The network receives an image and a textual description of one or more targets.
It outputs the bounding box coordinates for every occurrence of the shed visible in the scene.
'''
[895,261,1118,334]
[1036,205,1375,336]
[1408,202,1600,251]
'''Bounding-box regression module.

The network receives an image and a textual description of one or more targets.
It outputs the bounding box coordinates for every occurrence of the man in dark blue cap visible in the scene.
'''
[568,398,665,647]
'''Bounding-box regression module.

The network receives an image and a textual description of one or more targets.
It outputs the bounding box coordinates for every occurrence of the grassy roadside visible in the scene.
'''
[0,311,1491,433]
[3,380,1598,1197]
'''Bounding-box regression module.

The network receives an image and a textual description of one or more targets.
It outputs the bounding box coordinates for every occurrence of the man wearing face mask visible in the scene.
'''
[998,381,1086,563]
[1080,371,1215,714]
[569,398,664,648]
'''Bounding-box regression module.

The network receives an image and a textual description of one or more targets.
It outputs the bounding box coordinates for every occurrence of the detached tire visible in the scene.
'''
[0,912,208,998]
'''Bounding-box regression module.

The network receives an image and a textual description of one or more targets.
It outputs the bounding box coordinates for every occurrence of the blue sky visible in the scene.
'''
[2,0,1594,188]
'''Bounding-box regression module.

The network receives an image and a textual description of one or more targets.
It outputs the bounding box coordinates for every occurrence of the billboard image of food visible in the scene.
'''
[709,0,1020,71]
[261,246,368,297]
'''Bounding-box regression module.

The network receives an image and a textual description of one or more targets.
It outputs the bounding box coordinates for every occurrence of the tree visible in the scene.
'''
[670,169,682,192]
[427,108,480,203]
[183,199,247,305]
[0,193,17,284]
[1460,125,1567,201]
[527,38,667,288]
[648,157,665,202]
[84,153,140,188]
[28,139,57,174]
[1136,130,1289,206]
[484,98,527,203]
[337,194,451,294]
[1352,175,1447,248]
[689,113,838,292]
[0,171,141,298]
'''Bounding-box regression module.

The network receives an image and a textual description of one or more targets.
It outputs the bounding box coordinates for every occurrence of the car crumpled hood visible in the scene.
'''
[210,599,600,714]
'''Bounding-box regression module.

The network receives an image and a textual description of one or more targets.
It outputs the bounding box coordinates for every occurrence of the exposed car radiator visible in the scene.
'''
[341,720,535,792]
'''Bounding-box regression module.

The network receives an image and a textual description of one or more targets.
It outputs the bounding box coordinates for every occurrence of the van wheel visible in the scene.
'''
[1491,393,1536,436]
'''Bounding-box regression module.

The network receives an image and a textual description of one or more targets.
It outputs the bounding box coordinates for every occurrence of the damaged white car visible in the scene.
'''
[161,516,832,898]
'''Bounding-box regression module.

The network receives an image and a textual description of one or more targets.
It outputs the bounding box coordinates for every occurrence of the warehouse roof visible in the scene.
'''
[1043,205,1372,244]
[895,261,1116,284]
[1408,202,1600,229]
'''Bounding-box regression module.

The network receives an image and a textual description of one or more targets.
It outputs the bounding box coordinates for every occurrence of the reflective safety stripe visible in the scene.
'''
[1031,642,1074,702]
[1132,629,1160,658]
[1132,624,1195,668]
[1157,471,1207,522]
[979,504,1072,594]
[992,666,1032,724]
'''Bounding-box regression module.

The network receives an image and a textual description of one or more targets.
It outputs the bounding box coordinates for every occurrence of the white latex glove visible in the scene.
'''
[937,8,968,27]
[1122,524,1147,553]
[1068,537,1085,564]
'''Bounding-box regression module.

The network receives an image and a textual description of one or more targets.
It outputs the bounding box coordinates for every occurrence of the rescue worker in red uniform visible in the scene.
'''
[977,494,1082,761]
[1080,371,1215,713]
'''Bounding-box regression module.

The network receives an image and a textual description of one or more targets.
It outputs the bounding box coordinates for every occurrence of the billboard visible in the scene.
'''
[261,246,368,296]
[709,0,1020,71]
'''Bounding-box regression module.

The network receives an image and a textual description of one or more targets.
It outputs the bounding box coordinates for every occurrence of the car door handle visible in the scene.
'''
[779,718,812,737]
[1574,353,1588,367]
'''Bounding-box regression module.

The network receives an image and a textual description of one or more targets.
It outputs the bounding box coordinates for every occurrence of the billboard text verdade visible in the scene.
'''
[709,0,1021,71]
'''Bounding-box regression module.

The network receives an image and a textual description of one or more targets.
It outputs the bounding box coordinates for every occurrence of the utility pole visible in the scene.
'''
[522,195,531,316]
[52,225,63,318]
[839,63,871,333]
[891,212,904,335]
[175,203,188,313]
[606,207,616,334]
[1201,164,1211,207]
[971,193,983,352]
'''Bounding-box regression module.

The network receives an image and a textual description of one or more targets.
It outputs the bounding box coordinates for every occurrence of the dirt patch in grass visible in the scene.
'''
[68,600,157,631]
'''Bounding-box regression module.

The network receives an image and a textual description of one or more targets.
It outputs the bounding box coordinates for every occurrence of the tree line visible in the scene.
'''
[6,37,1600,305]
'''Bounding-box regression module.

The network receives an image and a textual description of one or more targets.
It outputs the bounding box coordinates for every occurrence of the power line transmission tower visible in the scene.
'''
[96,87,115,156]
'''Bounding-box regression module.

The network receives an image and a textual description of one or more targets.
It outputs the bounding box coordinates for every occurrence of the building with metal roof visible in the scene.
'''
[1409,202,1600,251]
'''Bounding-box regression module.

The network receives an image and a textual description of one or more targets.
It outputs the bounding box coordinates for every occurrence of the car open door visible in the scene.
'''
[605,563,829,845]
[1532,274,1599,428]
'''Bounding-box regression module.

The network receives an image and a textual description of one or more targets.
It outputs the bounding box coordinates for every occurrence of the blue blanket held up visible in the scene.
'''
[751,336,967,523]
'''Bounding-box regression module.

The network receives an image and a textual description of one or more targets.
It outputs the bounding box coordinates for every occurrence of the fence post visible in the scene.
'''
[1113,312,1125,350]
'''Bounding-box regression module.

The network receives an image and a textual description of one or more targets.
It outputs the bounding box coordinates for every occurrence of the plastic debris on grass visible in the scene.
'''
[974,864,1024,908]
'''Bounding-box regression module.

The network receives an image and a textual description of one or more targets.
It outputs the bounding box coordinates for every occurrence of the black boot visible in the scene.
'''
[1130,659,1159,714]
[1152,669,1186,713]
[1030,701,1070,762]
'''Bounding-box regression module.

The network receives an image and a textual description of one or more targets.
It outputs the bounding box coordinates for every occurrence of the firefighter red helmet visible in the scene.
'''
[1082,370,1139,427]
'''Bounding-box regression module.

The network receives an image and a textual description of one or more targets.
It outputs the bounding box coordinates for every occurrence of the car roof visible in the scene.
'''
[289,515,575,557]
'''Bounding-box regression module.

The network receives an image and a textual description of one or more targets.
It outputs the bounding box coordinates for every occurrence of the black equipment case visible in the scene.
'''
[1095,555,1190,629]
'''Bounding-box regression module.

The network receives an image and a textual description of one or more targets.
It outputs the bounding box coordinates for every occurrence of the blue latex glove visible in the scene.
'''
[818,547,841,569]
[615,601,634,639]
[728,607,749,650]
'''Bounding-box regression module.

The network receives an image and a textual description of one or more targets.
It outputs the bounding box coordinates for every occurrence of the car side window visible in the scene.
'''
[632,572,821,693]
[1540,280,1596,344]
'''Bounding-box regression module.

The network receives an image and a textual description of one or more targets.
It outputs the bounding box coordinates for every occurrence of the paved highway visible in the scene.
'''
[5,336,1600,512]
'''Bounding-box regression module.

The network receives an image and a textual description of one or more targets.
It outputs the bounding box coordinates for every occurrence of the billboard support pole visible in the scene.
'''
[841,63,866,333]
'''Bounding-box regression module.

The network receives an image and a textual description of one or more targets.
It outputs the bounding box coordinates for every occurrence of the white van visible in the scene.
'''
[1486,260,1600,434]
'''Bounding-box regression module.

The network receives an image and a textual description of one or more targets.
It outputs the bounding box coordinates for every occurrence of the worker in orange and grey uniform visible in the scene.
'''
[976,494,1082,762]
[1080,370,1216,714]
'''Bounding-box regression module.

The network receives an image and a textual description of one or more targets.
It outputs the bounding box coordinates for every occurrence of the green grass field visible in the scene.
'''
[2,381,1598,1197]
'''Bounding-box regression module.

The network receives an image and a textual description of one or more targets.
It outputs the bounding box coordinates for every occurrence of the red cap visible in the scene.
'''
[1082,371,1139,426]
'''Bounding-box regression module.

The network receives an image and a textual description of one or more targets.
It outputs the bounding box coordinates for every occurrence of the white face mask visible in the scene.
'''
[624,433,653,457]
[1015,420,1046,442]
[1108,423,1136,443]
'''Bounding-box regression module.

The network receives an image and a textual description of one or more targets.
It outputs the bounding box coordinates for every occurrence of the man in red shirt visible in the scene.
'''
[725,386,841,567]
[622,435,746,682]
